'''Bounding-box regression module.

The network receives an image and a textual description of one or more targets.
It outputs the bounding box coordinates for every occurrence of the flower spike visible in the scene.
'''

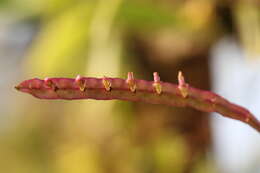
[15,72,260,133]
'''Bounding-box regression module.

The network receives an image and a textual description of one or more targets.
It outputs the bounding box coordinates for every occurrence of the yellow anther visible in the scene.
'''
[153,82,162,95]
[75,75,86,92]
[130,84,136,93]
[178,71,189,98]
[79,85,85,91]
[102,77,111,91]
[126,72,136,92]
[179,87,188,98]
[128,82,136,92]
[153,72,162,94]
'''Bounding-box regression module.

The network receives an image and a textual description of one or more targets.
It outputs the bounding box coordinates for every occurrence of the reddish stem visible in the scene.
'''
[15,72,260,133]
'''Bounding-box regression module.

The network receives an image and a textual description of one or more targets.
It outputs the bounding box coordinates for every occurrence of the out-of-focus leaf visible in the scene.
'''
[24,2,94,77]
[0,0,8,7]
[235,2,260,59]
[54,143,102,173]
[117,1,181,30]
[8,0,84,17]
[86,0,122,76]
[43,0,78,16]
[153,134,187,173]
[180,0,215,31]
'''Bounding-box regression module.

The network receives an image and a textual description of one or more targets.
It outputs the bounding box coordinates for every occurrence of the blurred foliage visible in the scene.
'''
[117,1,181,30]
[234,1,260,58]
[0,0,259,173]
[25,2,93,77]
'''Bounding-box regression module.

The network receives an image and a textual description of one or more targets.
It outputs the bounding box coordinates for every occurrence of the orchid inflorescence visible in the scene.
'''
[15,71,260,133]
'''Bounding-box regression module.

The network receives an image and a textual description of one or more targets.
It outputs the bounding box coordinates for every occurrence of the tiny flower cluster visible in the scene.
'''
[15,71,260,133]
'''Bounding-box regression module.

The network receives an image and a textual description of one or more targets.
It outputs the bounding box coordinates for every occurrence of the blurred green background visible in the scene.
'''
[0,0,260,173]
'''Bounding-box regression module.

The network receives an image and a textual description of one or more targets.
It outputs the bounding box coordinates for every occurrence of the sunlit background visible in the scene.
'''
[0,0,260,173]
